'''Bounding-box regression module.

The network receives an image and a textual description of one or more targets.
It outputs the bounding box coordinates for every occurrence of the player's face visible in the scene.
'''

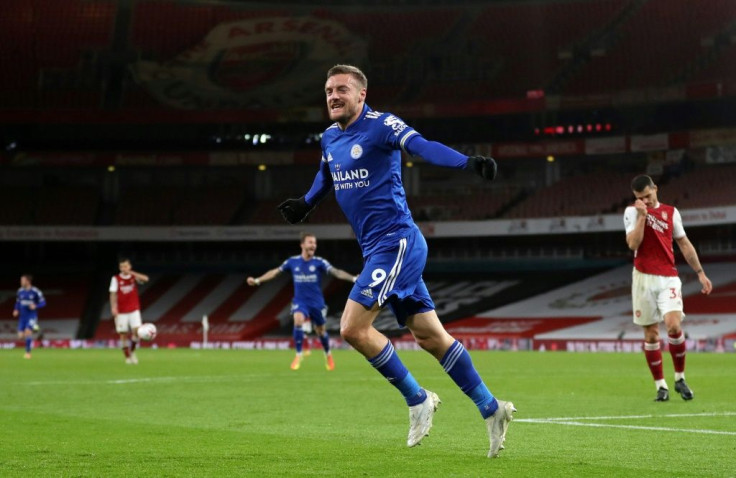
[634,185,658,207]
[325,74,366,127]
[20,276,30,288]
[301,236,317,257]
[119,261,132,275]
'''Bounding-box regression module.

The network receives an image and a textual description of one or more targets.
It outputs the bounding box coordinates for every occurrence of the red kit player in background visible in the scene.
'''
[110,258,149,364]
[624,175,712,401]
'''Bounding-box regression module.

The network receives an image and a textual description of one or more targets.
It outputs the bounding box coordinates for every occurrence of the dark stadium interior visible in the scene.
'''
[2,0,736,344]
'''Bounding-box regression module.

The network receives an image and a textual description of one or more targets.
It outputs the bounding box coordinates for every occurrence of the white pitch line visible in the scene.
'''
[517,419,736,436]
[518,412,736,422]
[21,375,272,386]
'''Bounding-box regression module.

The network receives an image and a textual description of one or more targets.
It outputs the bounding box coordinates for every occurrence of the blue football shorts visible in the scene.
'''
[349,226,435,326]
[291,302,328,326]
[18,317,38,333]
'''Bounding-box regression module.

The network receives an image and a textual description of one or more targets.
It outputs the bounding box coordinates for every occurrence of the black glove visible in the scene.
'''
[466,155,497,181]
[277,196,314,224]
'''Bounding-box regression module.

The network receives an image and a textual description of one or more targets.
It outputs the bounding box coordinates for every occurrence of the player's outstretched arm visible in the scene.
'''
[247,268,281,286]
[131,271,149,284]
[330,267,358,283]
[404,135,497,180]
[35,293,46,310]
[675,236,713,294]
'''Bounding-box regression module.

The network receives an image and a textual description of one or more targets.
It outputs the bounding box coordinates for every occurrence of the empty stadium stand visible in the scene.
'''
[504,171,633,219]
[3,0,736,113]
[664,164,736,209]
[0,0,115,109]
[114,185,244,225]
[565,0,735,94]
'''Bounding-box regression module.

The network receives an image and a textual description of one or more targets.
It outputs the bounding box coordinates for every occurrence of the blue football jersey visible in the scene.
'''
[279,255,332,307]
[15,286,46,320]
[318,104,419,257]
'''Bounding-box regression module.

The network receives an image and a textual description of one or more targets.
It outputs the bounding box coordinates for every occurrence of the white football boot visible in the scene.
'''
[407,390,441,447]
[485,400,516,458]
[130,353,139,365]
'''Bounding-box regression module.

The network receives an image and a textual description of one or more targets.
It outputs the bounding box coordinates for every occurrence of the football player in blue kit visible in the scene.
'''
[247,232,357,371]
[278,65,515,458]
[13,274,46,359]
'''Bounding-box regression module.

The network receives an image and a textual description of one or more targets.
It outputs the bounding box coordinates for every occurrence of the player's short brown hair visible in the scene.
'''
[21,274,33,282]
[300,232,316,243]
[631,175,655,192]
[327,64,368,89]
[118,257,131,264]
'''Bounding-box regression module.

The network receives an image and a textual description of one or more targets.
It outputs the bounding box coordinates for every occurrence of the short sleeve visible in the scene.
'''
[109,276,118,293]
[672,208,686,239]
[377,112,419,153]
[320,257,332,273]
[278,259,290,273]
[623,207,639,234]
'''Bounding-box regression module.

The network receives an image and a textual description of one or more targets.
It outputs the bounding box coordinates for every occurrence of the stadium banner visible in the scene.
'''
[1,205,736,241]
[584,136,626,155]
[492,140,584,158]
[690,127,736,148]
[130,17,368,110]
[706,145,736,164]
[629,133,669,152]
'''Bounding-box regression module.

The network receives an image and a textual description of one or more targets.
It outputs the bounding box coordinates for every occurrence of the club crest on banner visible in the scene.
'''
[131,17,366,109]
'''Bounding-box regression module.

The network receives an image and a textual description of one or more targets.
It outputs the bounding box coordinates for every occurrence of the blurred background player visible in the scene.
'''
[13,274,45,359]
[247,232,357,371]
[624,175,713,401]
[277,65,514,458]
[109,258,149,364]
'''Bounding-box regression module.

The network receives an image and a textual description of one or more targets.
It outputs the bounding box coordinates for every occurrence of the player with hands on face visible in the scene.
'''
[625,175,712,401]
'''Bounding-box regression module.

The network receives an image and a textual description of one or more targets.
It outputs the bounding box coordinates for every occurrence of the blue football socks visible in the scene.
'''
[319,333,330,354]
[25,337,32,353]
[369,341,427,406]
[293,325,304,354]
[440,340,498,419]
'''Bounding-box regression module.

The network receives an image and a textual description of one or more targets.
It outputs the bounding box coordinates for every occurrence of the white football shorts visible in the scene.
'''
[631,268,684,326]
[115,310,142,333]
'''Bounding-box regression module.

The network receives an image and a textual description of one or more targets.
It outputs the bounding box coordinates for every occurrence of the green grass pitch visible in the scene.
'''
[1,348,734,477]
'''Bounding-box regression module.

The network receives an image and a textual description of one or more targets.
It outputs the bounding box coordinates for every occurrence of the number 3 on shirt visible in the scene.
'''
[669,287,681,299]
[369,268,387,287]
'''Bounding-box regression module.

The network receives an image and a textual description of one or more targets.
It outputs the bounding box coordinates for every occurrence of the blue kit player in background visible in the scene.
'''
[13,274,46,359]
[278,65,516,458]
[247,232,357,371]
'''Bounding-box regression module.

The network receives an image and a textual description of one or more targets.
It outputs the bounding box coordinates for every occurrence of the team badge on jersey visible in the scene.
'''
[350,144,363,159]
[662,211,668,220]
[309,265,316,272]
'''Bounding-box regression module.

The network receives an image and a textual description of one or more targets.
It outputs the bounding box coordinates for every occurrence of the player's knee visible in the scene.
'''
[340,323,365,346]
[666,322,682,336]
[413,335,433,352]
[644,329,659,343]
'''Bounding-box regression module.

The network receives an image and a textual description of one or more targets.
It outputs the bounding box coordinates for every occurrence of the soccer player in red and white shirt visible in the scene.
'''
[109,258,149,364]
[624,175,712,401]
